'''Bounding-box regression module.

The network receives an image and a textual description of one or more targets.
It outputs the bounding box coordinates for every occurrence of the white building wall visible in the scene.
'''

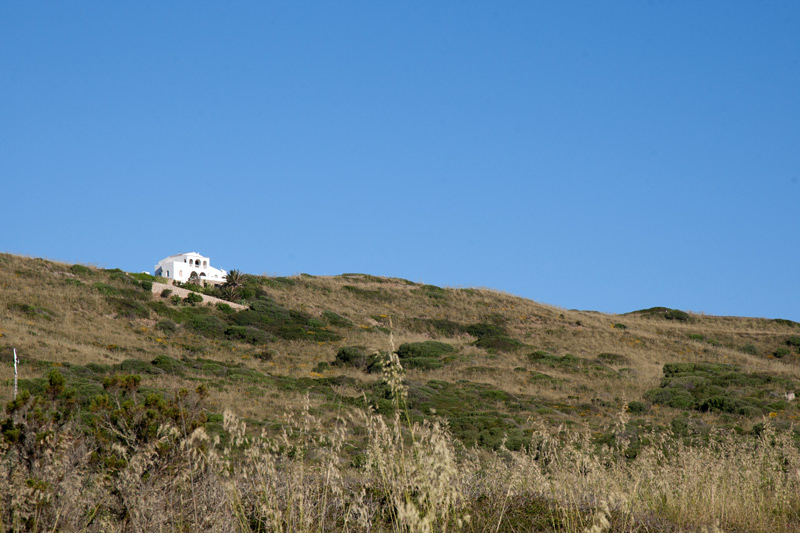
[154,253,228,284]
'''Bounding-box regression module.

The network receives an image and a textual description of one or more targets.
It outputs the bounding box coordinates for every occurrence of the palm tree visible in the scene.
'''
[225,269,244,289]
[222,269,244,302]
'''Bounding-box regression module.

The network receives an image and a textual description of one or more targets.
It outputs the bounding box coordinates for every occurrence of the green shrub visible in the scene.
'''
[160,289,173,298]
[117,359,163,375]
[313,362,330,373]
[185,314,227,338]
[774,347,790,358]
[93,283,120,296]
[416,284,447,299]
[396,341,456,359]
[335,346,368,368]
[225,326,272,344]
[612,323,627,329]
[627,306,691,321]
[688,333,705,341]
[152,355,185,375]
[665,309,690,321]
[402,357,444,371]
[627,401,648,414]
[322,310,353,328]
[644,387,694,409]
[740,344,759,355]
[156,319,177,333]
[473,336,524,352]
[170,295,182,305]
[216,302,233,313]
[307,318,325,328]
[111,298,150,319]
[184,293,204,305]
[787,336,800,348]
[465,323,506,338]
[140,281,153,292]
[334,346,382,372]
[69,264,92,276]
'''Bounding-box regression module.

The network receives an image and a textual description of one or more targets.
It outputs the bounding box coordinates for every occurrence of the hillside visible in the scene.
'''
[1,252,799,531]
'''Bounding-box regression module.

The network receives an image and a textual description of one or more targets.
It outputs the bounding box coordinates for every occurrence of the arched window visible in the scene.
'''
[166,270,170,277]
[203,260,207,267]
[195,259,201,266]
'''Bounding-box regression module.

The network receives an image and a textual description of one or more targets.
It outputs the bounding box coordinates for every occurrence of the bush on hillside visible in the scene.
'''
[225,326,272,345]
[69,264,92,276]
[465,323,506,338]
[473,336,524,352]
[322,310,353,328]
[156,319,177,333]
[184,293,204,305]
[184,314,226,338]
[396,341,456,359]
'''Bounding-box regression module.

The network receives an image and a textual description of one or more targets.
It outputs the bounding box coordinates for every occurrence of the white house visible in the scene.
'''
[154,252,228,285]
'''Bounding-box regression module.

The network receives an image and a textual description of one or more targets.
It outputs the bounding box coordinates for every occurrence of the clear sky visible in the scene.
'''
[2,2,798,321]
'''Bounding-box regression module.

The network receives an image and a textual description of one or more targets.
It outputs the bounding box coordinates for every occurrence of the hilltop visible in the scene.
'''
[1,252,799,531]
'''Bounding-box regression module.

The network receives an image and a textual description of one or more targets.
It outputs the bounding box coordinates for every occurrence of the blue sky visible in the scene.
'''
[2,2,799,321]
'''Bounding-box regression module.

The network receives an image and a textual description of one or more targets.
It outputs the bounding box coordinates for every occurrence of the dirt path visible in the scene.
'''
[150,282,249,310]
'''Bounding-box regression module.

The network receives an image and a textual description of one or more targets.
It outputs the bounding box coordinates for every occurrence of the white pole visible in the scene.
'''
[13,348,18,400]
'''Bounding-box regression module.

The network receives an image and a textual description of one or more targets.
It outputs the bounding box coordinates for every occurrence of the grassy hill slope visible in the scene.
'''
[1,252,799,531]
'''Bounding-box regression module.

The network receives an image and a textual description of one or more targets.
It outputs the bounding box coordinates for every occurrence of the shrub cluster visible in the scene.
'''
[644,363,798,417]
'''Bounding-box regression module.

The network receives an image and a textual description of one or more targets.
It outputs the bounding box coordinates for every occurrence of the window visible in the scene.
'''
[166,270,170,277]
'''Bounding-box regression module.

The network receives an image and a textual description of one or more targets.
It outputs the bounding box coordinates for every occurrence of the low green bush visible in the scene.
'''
[160,289,173,298]
[184,293,204,305]
[322,310,353,328]
[774,347,790,358]
[787,336,800,348]
[152,355,185,375]
[185,314,227,338]
[627,401,648,414]
[117,359,163,375]
[396,341,456,359]
[225,326,272,344]
[402,357,444,371]
[473,336,523,352]
[740,344,759,355]
[69,264,92,276]
[465,323,506,338]
[156,319,177,333]
[665,309,690,321]
[110,298,150,319]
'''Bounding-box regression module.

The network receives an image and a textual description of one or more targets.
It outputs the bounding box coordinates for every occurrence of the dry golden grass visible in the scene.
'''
[3,253,800,531]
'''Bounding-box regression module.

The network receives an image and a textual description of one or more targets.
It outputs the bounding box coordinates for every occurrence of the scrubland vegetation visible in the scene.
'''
[1,253,799,531]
